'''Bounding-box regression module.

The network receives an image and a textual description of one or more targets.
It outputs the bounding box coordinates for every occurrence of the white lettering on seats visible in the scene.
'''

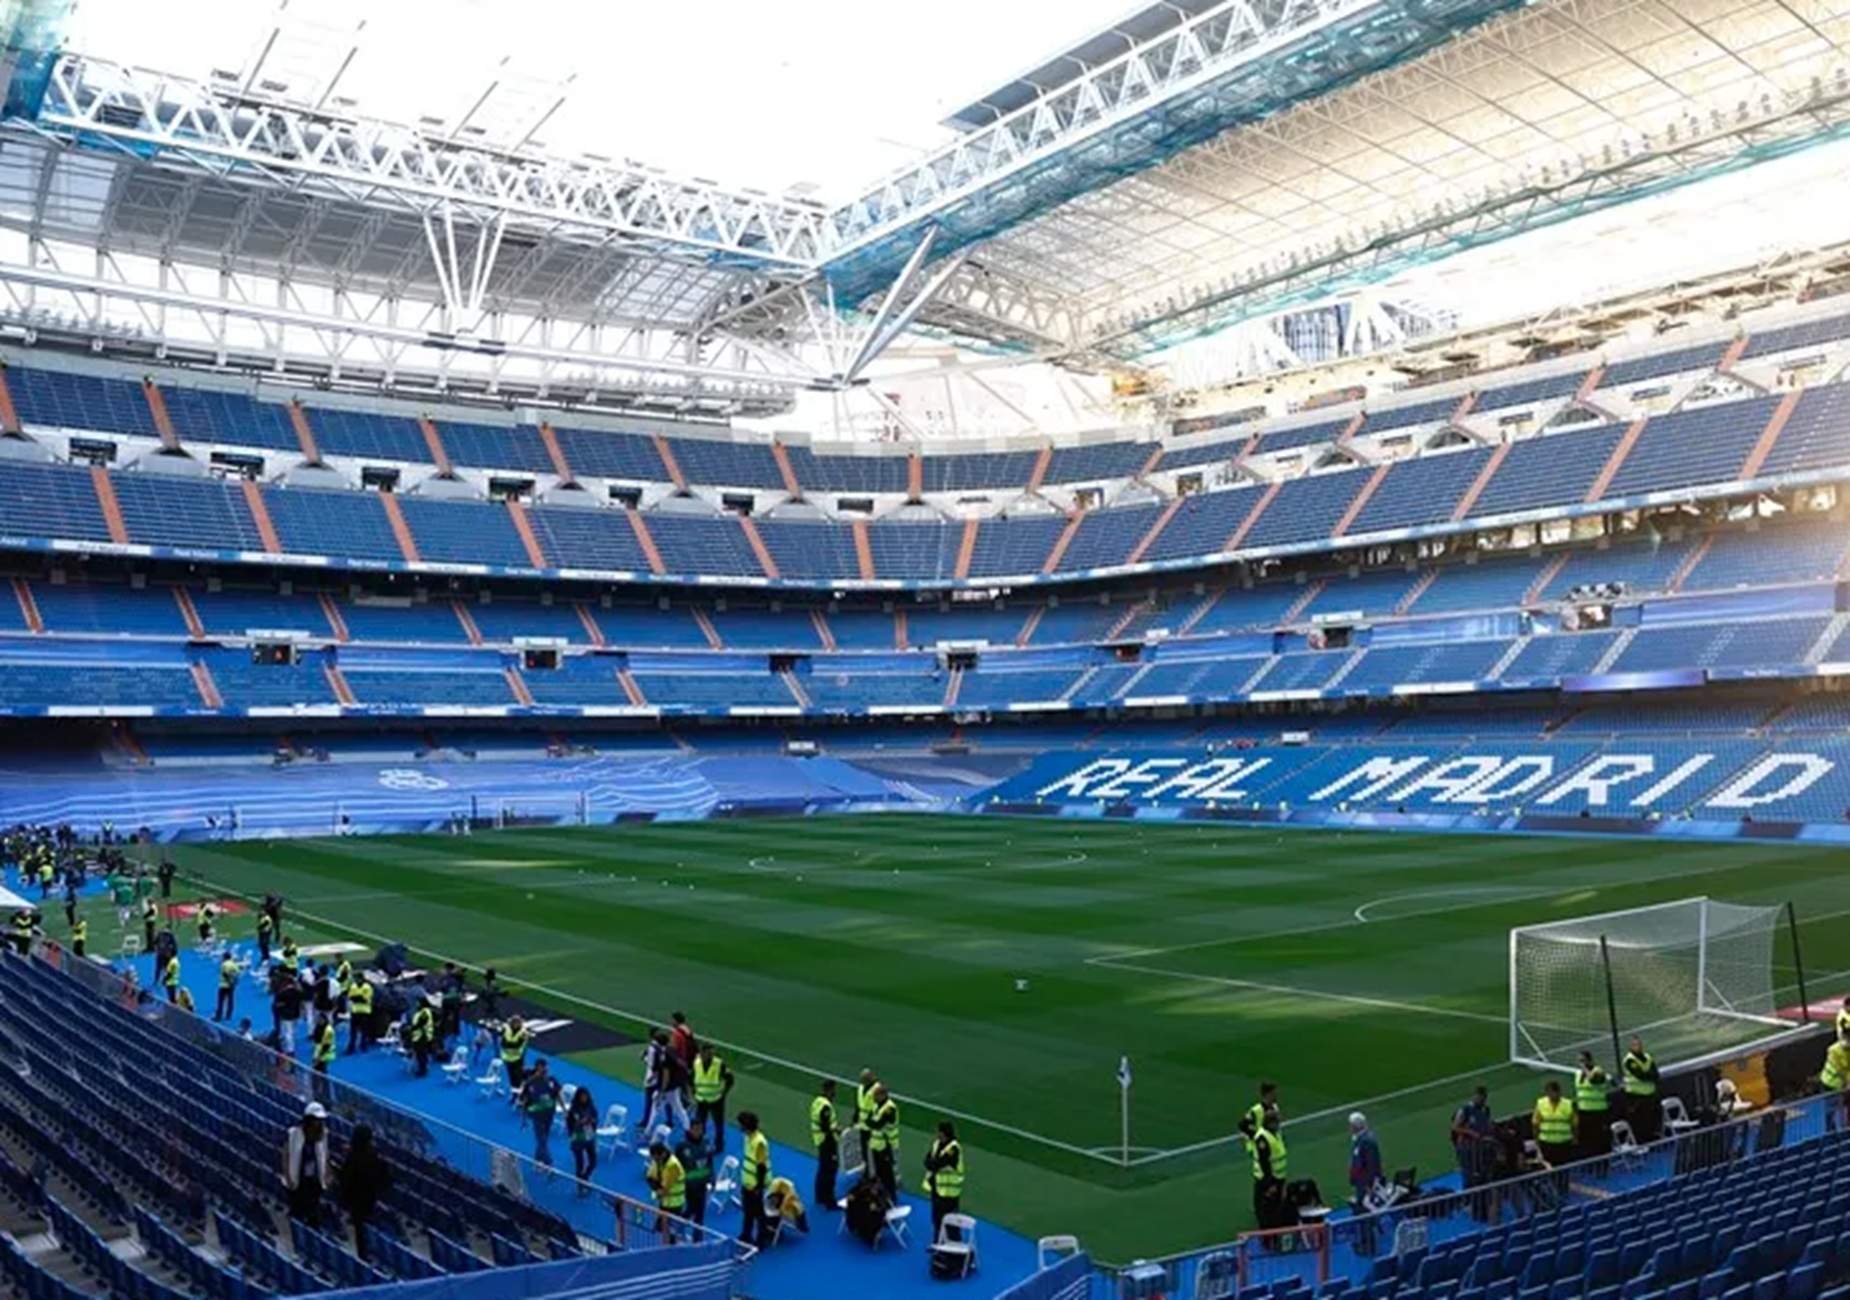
[1707,754,1832,809]
[1383,757,1503,804]
[1309,756,1431,804]
[1035,758,1128,800]
[1453,757,1556,804]
[1536,756,1656,808]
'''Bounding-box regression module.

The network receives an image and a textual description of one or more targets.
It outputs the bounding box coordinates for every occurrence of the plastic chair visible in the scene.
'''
[710,1156,740,1213]
[439,1046,469,1084]
[1037,1236,1081,1270]
[596,1104,630,1156]
[1662,1097,1700,1136]
[878,1204,912,1251]
[931,1213,978,1278]
[474,1058,506,1100]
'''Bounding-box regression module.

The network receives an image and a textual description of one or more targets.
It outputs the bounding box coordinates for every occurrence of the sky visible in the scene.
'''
[63,0,1141,198]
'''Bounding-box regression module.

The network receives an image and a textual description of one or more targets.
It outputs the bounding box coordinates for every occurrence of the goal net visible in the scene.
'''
[470,793,590,829]
[1510,897,1796,1071]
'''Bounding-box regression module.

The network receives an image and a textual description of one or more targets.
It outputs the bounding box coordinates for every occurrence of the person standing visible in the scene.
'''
[408,997,437,1077]
[1820,1036,1850,1131]
[922,1119,964,1239]
[519,1060,561,1168]
[868,1084,900,1201]
[311,1015,337,1100]
[566,1085,599,1184]
[156,856,176,899]
[214,952,239,1022]
[1533,1079,1576,1168]
[1451,1085,1498,1193]
[477,968,501,1023]
[500,1016,533,1092]
[273,968,303,1055]
[1240,1081,1279,1150]
[141,895,159,952]
[738,1111,771,1248]
[1575,1050,1612,1158]
[346,976,374,1054]
[809,1079,840,1211]
[1250,1108,1288,1232]
[645,1139,687,1243]
[61,873,77,928]
[691,1043,735,1154]
[669,1011,696,1066]
[1348,1112,1382,1252]
[1622,1037,1660,1141]
[335,1125,391,1261]
[676,1121,713,1226]
[281,1103,331,1227]
[160,950,181,1002]
[854,1068,880,1166]
[70,916,86,960]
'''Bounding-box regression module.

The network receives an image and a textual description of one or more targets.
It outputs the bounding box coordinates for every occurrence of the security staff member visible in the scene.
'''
[1251,1107,1289,1230]
[333,957,353,1009]
[215,953,239,1022]
[854,1068,880,1166]
[280,936,299,971]
[500,1016,533,1090]
[923,1119,964,1238]
[1574,1051,1611,1158]
[141,896,160,951]
[311,1015,337,1100]
[256,910,274,962]
[738,1111,772,1248]
[1821,1037,1850,1130]
[691,1043,735,1154]
[409,998,437,1077]
[196,901,218,946]
[1533,1078,1576,1168]
[867,1083,900,1201]
[1836,995,1850,1045]
[809,1079,840,1211]
[9,908,33,955]
[70,917,86,959]
[645,1140,688,1243]
[346,977,375,1054]
[161,951,182,1002]
[1240,1080,1279,1150]
[1622,1036,1660,1141]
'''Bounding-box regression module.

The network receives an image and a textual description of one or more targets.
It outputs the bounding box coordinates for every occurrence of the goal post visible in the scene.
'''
[470,792,591,829]
[1509,897,1801,1072]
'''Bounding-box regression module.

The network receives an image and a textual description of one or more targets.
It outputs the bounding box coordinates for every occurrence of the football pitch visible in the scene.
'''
[171,815,1850,1258]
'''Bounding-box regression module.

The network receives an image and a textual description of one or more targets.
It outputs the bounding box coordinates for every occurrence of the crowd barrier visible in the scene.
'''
[37,942,746,1274]
[1095,1087,1844,1300]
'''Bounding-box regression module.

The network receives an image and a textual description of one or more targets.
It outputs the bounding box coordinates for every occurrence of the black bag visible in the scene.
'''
[842,1177,889,1246]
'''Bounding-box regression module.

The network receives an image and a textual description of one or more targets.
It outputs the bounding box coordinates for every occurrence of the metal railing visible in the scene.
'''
[31,941,747,1275]
[1096,1088,1843,1299]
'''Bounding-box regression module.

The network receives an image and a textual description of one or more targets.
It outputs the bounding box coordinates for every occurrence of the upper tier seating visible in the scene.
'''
[1043,441,1154,483]
[161,388,299,451]
[1472,368,1588,412]
[1346,447,1492,536]
[310,407,431,462]
[1598,340,1722,389]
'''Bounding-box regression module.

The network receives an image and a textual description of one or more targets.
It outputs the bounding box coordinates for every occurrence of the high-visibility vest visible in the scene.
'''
[500,1026,530,1063]
[1575,1067,1610,1112]
[314,1024,336,1065]
[410,1007,435,1045]
[1622,1051,1657,1097]
[162,956,180,989]
[281,943,298,966]
[1823,1042,1850,1090]
[809,1096,835,1149]
[927,1138,964,1199]
[1535,1096,1575,1145]
[650,1155,686,1211]
[693,1056,726,1103]
[743,1130,771,1191]
[258,914,274,936]
[220,959,238,990]
[349,982,374,1016]
[1250,1129,1287,1182]
[1837,1008,1850,1043]
[869,1100,899,1153]
[857,1083,878,1128]
[334,960,352,987]
[71,921,86,947]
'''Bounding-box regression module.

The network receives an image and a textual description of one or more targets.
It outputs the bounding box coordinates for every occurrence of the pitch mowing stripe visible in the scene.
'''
[1097,958,1509,1025]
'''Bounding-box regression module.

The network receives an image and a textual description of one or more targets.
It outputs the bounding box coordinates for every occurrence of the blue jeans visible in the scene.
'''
[532,1113,554,1168]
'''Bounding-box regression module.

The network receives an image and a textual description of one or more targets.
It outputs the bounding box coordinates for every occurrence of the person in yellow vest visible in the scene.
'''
[923,1119,965,1238]
[35,858,53,898]
[70,917,86,960]
[176,985,196,1015]
[7,908,31,956]
[256,910,274,963]
[867,1083,900,1202]
[1574,1050,1612,1159]
[195,901,218,946]
[645,1139,687,1244]
[853,1068,880,1168]
[1239,1080,1279,1150]
[333,958,353,1011]
[409,998,437,1077]
[765,1176,810,1237]
[1821,1037,1850,1132]
[141,896,160,952]
[738,1110,772,1247]
[500,1015,533,1090]
[691,1042,735,1154]
[346,977,375,1054]
[160,951,181,1002]
[1250,1107,1288,1231]
[1533,1078,1576,1168]
[1622,1036,1660,1141]
[311,1014,337,1102]
[809,1078,840,1211]
[280,936,299,970]
[1836,995,1849,1045]
[214,953,239,1022]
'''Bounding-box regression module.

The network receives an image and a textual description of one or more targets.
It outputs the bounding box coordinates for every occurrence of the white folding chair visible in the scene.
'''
[439,1046,470,1085]
[930,1212,977,1276]
[474,1057,507,1100]
[1661,1096,1700,1135]
[709,1156,740,1214]
[878,1204,912,1251]
[1037,1235,1081,1270]
[1609,1119,1647,1168]
[596,1104,631,1156]
[119,933,142,960]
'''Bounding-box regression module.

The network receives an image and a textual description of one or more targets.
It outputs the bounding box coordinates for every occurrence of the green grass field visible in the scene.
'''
[165,816,1850,1260]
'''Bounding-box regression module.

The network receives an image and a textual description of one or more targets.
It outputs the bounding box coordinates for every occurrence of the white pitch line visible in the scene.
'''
[1354,886,1536,923]
[1096,957,1509,1025]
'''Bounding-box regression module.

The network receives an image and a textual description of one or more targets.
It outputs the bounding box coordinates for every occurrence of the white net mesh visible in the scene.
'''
[1510,898,1789,1070]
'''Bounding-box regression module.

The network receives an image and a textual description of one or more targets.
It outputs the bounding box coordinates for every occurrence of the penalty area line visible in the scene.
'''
[1094,956,1508,1026]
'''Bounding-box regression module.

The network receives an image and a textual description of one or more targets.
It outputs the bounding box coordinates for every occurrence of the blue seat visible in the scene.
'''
[1755,1275,1787,1300]
[1588,1249,1622,1290]
[1786,1266,1824,1300]
[1701,1272,1737,1300]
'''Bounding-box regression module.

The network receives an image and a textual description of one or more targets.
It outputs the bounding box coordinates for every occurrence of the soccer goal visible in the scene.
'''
[1510,897,1807,1071]
[471,793,591,829]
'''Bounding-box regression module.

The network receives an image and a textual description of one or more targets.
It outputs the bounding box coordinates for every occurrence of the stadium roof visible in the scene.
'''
[0,0,1847,419]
